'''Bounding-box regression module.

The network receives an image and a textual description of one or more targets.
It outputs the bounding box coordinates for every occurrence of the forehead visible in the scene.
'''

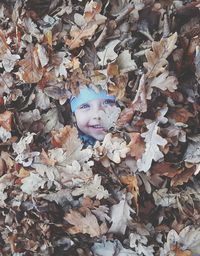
[83,98,106,104]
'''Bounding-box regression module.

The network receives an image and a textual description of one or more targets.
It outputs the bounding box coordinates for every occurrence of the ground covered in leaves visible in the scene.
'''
[0,0,200,255]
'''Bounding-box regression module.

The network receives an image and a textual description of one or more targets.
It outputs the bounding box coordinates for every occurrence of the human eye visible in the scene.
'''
[103,99,115,106]
[79,103,90,109]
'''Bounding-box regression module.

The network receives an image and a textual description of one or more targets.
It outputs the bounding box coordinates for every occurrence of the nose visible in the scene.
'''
[91,105,102,120]
[91,110,101,120]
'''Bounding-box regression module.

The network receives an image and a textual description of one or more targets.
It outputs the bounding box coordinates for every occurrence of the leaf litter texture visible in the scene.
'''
[0,0,200,255]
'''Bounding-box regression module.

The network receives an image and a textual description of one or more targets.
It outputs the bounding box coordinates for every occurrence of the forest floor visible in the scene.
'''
[0,0,200,255]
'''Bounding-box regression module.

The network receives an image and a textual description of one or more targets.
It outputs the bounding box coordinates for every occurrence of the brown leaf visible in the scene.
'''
[120,175,139,212]
[150,162,183,178]
[117,106,135,127]
[128,132,145,160]
[169,108,194,123]
[65,24,98,50]
[171,167,196,187]
[65,209,107,237]
[108,74,128,99]
[130,74,147,113]
[0,111,12,131]
[171,245,192,256]
[40,148,57,166]
[51,126,79,148]
[143,33,177,78]
[18,44,44,83]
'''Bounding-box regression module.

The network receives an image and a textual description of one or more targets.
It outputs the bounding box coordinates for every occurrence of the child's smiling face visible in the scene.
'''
[74,98,115,140]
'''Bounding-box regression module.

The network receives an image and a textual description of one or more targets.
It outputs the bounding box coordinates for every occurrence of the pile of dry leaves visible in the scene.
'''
[0,0,200,255]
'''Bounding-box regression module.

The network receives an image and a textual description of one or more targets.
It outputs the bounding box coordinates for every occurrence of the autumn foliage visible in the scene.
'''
[0,0,200,255]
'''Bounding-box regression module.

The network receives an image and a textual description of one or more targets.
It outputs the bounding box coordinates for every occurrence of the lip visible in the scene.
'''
[88,124,105,131]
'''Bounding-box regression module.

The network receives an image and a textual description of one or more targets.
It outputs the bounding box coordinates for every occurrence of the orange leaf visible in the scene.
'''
[0,111,12,131]
[128,133,145,160]
[171,245,192,256]
[107,62,119,76]
[45,30,52,47]
[169,108,194,123]
[120,175,139,212]
[18,167,30,178]
[51,126,79,148]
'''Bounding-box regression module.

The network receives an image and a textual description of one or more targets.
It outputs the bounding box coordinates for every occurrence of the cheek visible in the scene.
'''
[75,112,88,126]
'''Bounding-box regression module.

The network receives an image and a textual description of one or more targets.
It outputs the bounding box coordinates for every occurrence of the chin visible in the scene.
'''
[92,133,105,141]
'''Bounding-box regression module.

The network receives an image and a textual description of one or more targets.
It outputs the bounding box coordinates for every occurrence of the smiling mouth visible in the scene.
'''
[89,124,104,130]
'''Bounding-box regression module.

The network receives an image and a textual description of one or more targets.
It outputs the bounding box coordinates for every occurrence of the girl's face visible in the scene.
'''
[74,98,115,140]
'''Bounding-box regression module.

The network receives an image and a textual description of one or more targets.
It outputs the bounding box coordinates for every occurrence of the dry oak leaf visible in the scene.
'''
[65,24,98,50]
[97,39,120,66]
[84,0,106,25]
[143,32,177,78]
[132,74,147,113]
[109,194,135,235]
[98,105,121,131]
[117,106,135,127]
[117,50,137,74]
[128,132,145,160]
[108,74,128,100]
[0,110,12,131]
[0,30,9,57]
[0,174,14,207]
[18,44,44,83]
[101,133,130,165]
[120,175,139,212]
[169,108,194,123]
[150,162,183,178]
[171,167,195,187]
[2,50,20,72]
[65,209,107,237]
[147,71,178,99]
[41,107,63,133]
[84,0,102,21]
[72,174,109,200]
[21,172,47,194]
[92,239,137,256]
[160,226,200,256]
[137,121,167,172]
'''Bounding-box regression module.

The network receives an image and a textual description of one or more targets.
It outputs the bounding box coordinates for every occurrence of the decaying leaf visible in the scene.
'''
[137,121,167,172]
[65,209,107,237]
[147,71,178,99]
[128,132,145,160]
[99,133,130,167]
[97,40,120,66]
[18,44,44,83]
[117,50,137,73]
[12,132,40,167]
[92,239,137,256]
[160,226,200,256]
[120,175,139,212]
[132,74,147,113]
[109,194,135,234]
[98,105,121,131]
[72,174,109,200]
[144,33,177,78]
[0,174,14,207]
[129,232,155,256]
